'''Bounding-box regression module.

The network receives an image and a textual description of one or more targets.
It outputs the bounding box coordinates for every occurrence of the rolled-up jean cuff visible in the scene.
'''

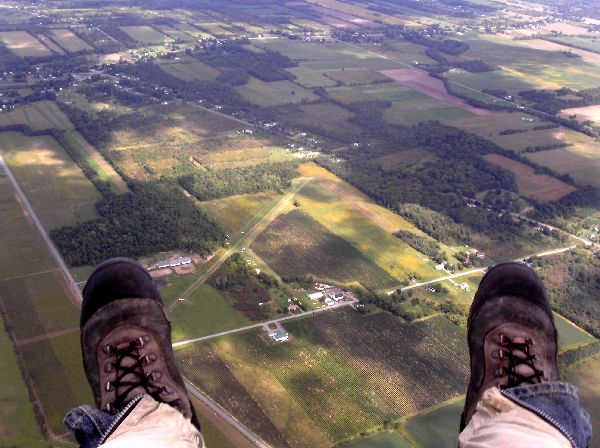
[502,382,592,448]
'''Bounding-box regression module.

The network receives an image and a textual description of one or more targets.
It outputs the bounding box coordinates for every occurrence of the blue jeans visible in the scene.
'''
[65,383,591,448]
[64,405,117,448]
[502,382,592,448]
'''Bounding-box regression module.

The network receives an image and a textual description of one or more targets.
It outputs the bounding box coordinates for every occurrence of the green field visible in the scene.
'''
[287,65,338,88]
[48,29,93,52]
[237,77,319,106]
[527,142,600,188]
[169,283,249,342]
[343,432,412,448]
[276,102,359,142]
[555,313,596,352]
[294,172,440,285]
[564,354,600,448]
[160,60,220,81]
[198,192,278,235]
[0,31,51,57]
[20,331,93,436]
[0,326,45,447]
[546,36,600,54]
[1,271,80,340]
[61,130,129,194]
[178,309,469,447]
[445,69,535,95]
[156,25,194,41]
[404,399,464,448]
[0,131,101,230]
[459,34,600,90]
[0,178,56,280]
[378,87,474,126]
[253,209,399,290]
[0,101,74,131]
[323,68,390,86]
[121,25,173,44]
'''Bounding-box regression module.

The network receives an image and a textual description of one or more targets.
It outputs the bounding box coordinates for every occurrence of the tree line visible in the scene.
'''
[179,161,298,201]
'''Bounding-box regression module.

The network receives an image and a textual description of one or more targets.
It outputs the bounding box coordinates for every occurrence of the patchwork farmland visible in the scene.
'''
[176,309,469,447]
[2,0,600,446]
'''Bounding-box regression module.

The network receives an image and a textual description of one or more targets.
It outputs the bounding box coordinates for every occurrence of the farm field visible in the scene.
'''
[286,65,337,88]
[155,25,193,41]
[0,131,101,230]
[459,34,600,90]
[404,399,464,448]
[20,331,93,436]
[159,60,220,81]
[169,283,249,342]
[492,127,569,153]
[295,165,441,284]
[276,102,359,142]
[0,177,56,280]
[237,77,319,106]
[560,105,600,123]
[61,130,130,194]
[526,142,600,188]
[121,25,172,44]
[343,432,411,448]
[177,309,469,447]
[545,36,600,55]
[48,29,93,52]
[0,31,51,57]
[564,355,600,448]
[0,100,74,131]
[1,271,80,341]
[554,313,596,352]
[253,208,398,290]
[0,326,45,448]
[445,69,536,95]
[324,67,390,85]
[35,33,65,54]
[379,68,490,116]
[483,153,576,202]
[198,192,279,235]
[174,22,213,38]
[105,104,277,178]
[447,111,543,137]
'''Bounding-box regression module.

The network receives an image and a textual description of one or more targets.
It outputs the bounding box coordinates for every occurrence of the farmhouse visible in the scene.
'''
[155,256,192,269]
[325,288,345,302]
[308,292,324,300]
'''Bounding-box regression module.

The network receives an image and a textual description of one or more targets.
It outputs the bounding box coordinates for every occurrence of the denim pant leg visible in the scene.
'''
[502,382,592,448]
[64,405,117,448]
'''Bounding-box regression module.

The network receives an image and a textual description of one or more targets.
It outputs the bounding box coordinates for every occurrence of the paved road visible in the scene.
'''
[184,380,270,448]
[511,212,593,246]
[0,155,82,303]
[172,178,312,307]
[188,102,255,127]
[389,246,576,294]
[173,298,357,348]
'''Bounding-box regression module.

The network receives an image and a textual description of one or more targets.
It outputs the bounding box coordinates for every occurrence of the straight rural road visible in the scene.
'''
[173,177,312,306]
[0,155,82,303]
[184,380,270,448]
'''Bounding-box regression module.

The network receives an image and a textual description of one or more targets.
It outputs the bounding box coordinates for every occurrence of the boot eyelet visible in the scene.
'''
[104,362,115,373]
[105,381,115,392]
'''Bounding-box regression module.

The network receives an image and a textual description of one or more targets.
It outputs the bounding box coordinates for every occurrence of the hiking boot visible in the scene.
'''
[80,257,200,429]
[460,261,558,431]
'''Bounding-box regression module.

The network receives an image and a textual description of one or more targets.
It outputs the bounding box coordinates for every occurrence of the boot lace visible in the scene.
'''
[495,334,545,389]
[104,336,181,413]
